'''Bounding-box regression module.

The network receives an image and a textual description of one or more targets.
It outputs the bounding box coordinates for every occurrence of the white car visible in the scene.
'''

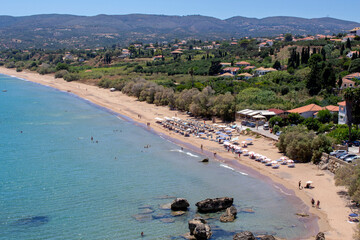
[330,150,346,156]
[344,155,360,163]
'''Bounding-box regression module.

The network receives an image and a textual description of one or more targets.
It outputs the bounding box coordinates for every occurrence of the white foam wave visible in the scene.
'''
[186,152,199,158]
[220,164,249,176]
[273,184,292,196]
[10,75,29,81]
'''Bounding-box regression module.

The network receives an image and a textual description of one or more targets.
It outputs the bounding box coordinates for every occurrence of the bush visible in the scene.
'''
[63,73,80,82]
[16,67,22,72]
[55,70,69,79]
[277,125,333,163]
[273,125,280,134]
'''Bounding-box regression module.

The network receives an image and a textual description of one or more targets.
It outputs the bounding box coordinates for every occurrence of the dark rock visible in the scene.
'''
[196,197,233,213]
[258,235,276,240]
[201,158,209,163]
[194,223,212,240]
[171,198,190,211]
[220,206,237,222]
[316,232,325,240]
[189,217,207,235]
[233,231,255,240]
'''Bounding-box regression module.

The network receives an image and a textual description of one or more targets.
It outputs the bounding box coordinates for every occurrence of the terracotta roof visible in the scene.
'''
[268,108,285,114]
[324,105,339,112]
[236,61,250,65]
[342,78,355,84]
[223,67,240,71]
[238,73,252,77]
[338,101,346,107]
[344,72,360,80]
[244,66,256,70]
[220,62,232,66]
[287,104,323,114]
[219,73,234,77]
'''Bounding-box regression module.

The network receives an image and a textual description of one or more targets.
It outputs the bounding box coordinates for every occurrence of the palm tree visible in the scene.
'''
[344,88,354,140]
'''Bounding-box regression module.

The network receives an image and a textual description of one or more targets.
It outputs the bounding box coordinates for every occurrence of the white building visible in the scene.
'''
[338,101,347,125]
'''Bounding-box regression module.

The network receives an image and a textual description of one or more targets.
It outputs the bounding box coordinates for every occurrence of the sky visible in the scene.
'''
[1,0,360,23]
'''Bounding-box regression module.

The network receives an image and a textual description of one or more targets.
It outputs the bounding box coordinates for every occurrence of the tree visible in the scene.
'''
[284,33,293,42]
[269,116,284,127]
[340,44,345,56]
[346,38,352,50]
[344,88,360,140]
[303,118,321,131]
[316,109,332,123]
[272,60,281,70]
[104,51,112,64]
[306,54,324,95]
[287,113,305,125]
[55,62,69,71]
[208,60,222,76]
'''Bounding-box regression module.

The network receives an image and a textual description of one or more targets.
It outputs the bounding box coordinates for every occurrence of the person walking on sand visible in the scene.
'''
[316,200,320,208]
[201,144,203,151]
[298,180,302,189]
[311,198,315,207]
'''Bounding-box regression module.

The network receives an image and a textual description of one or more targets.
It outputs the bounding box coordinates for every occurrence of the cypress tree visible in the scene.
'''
[346,38,352,50]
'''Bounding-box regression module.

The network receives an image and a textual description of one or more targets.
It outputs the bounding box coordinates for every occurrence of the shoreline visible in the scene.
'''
[0,67,355,239]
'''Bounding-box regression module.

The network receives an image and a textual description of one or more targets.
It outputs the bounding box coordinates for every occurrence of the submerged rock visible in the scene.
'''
[13,216,49,227]
[159,203,171,210]
[316,232,325,240]
[140,208,154,214]
[258,235,276,240]
[220,206,237,222]
[132,214,153,222]
[196,197,233,213]
[171,211,186,217]
[160,218,175,223]
[240,208,255,213]
[188,217,207,235]
[233,231,255,240]
[171,198,190,211]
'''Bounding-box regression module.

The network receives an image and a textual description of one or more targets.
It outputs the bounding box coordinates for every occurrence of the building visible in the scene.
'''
[237,73,253,80]
[287,104,323,118]
[350,27,360,36]
[222,67,240,75]
[218,73,235,78]
[340,73,359,89]
[220,62,232,67]
[237,109,276,121]
[346,51,359,59]
[255,67,277,76]
[338,101,347,125]
[235,61,251,67]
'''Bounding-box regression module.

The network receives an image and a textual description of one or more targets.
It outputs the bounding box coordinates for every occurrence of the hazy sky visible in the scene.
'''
[1,0,360,23]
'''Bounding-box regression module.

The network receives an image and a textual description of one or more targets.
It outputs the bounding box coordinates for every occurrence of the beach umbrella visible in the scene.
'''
[246,138,253,141]
[271,161,278,164]
[287,159,294,163]
[280,156,287,161]
[306,181,313,184]
[349,213,359,217]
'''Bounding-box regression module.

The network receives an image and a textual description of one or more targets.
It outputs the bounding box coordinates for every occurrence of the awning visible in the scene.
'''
[253,114,266,119]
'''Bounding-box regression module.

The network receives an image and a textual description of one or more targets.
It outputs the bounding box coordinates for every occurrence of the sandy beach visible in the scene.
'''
[0,67,356,239]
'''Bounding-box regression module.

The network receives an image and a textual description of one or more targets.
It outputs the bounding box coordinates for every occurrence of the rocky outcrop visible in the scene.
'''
[196,197,233,213]
[316,232,325,240]
[233,231,256,240]
[319,153,348,173]
[188,217,212,240]
[258,235,276,240]
[171,198,190,211]
[220,206,237,222]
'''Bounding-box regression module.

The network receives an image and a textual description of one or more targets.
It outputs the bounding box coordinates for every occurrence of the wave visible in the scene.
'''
[273,184,293,196]
[220,164,248,176]
[10,75,29,81]
[170,149,199,158]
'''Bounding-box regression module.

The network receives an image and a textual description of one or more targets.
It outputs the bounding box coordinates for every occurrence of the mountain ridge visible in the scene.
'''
[0,14,358,49]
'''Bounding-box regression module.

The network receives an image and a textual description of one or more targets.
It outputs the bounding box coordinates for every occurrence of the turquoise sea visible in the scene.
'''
[0,75,315,240]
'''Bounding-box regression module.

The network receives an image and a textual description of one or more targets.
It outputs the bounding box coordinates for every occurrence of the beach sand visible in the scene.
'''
[0,67,356,239]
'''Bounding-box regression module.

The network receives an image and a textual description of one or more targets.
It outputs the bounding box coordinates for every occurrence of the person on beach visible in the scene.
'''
[311,198,315,207]
[298,180,302,189]
[316,200,320,208]
[201,144,203,151]
[214,152,216,157]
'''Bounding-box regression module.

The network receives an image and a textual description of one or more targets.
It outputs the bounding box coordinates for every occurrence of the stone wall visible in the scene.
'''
[319,153,349,174]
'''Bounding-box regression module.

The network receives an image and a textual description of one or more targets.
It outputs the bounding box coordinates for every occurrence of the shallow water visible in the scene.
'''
[0,75,312,239]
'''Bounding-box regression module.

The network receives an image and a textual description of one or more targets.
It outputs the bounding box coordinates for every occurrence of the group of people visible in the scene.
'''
[311,198,320,208]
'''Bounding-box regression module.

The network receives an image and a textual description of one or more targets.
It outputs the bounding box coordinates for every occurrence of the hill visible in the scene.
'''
[0,14,358,49]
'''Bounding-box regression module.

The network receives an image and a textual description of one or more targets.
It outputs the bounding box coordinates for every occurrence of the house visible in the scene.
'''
[268,108,285,116]
[63,53,76,61]
[243,66,256,70]
[235,61,251,67]
[223,67,240,75]
[266,40,274,46]
[219,73,235,78]
[338,101,347,124]
[287,104,323,118]
[255,67,277,76]
[259,42,267,48]
[340,73,359,89]
[324,105,339,113]
[346,51,359,59]
[237,73,253,80]
[153,55,163,60]
[350,27,360,36]
[342,35,355,42]
[220,62,232,67]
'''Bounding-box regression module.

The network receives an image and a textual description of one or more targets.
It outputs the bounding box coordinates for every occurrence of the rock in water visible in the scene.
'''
[258,235,276,240]
[171,211,186,217]
[201,158,209,163]
[194,223,212,240]
[171,198,190,211]
[13,216,49,227]
[220,206,237,222]
[188,217,211,240]
[316,232,325,240]
[233,231,256,240]
[196,197,233,213]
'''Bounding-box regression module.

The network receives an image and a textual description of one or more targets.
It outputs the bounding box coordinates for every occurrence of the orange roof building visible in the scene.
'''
[287,104,323,118]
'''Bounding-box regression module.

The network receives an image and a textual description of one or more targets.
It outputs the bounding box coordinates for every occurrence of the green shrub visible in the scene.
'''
[63,73,80,82]
[55,70,69,79]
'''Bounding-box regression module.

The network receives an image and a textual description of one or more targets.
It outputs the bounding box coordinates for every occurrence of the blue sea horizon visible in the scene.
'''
[0,74,314,240]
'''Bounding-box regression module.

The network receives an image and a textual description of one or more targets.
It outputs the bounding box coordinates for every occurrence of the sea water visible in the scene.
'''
[0,75,312,240]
